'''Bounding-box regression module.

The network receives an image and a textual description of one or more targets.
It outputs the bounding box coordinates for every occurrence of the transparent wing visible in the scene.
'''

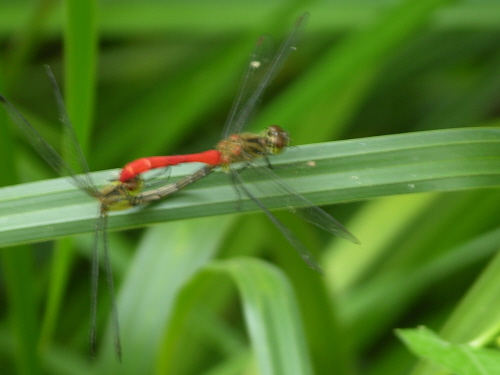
[234,162,360,244]
[89,213,122,361]
[0,66,98,195]
[231,168,324,274]
[222,12,309,138]
[44,65,98,194]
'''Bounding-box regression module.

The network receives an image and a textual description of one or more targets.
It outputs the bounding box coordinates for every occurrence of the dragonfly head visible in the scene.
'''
[121,176,144,193]
[99,177,144,212]
[264,125,290,155]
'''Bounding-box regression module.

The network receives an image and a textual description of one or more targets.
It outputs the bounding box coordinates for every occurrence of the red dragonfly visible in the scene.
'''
[120,12,360,273]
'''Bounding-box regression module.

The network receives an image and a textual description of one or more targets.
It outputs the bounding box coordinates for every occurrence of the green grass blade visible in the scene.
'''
[408,245,500,375]
[209,258,315,375]
[1,247,41,375]
[95,216,233,373]
[0,128,498,248]
[63,0,97,154]
[37,0,99,363]
[438,252,500,346]
[397,327,500,375]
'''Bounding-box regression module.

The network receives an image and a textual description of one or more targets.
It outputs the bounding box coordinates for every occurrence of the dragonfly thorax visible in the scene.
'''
[98,178,144,212]
[216,125,289,166]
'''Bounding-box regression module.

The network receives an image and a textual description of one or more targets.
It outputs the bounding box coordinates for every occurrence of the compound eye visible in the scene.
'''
[266,125,290,154]
[124,177,143,193]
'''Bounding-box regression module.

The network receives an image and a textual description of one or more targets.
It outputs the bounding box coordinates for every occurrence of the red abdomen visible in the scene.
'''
[119,150,221,182]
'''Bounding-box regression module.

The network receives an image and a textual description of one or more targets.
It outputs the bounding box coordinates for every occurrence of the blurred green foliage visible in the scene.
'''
[1,1,500,374]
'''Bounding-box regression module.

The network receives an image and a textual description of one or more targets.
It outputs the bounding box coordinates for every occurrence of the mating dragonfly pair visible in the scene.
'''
[0,12,359,360]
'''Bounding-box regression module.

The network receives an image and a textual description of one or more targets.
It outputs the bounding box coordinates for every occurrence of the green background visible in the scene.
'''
[1,1,500,374]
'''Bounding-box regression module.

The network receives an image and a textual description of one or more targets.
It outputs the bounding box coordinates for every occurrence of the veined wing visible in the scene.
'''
[44,65,98,195]
[222,12,309,139]
[0,66,98,196]
[230,167,324,274]
[234,161,361,245]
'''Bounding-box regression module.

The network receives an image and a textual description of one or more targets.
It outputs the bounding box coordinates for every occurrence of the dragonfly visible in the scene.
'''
[119,12,361,274]
[0,66,147,360]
